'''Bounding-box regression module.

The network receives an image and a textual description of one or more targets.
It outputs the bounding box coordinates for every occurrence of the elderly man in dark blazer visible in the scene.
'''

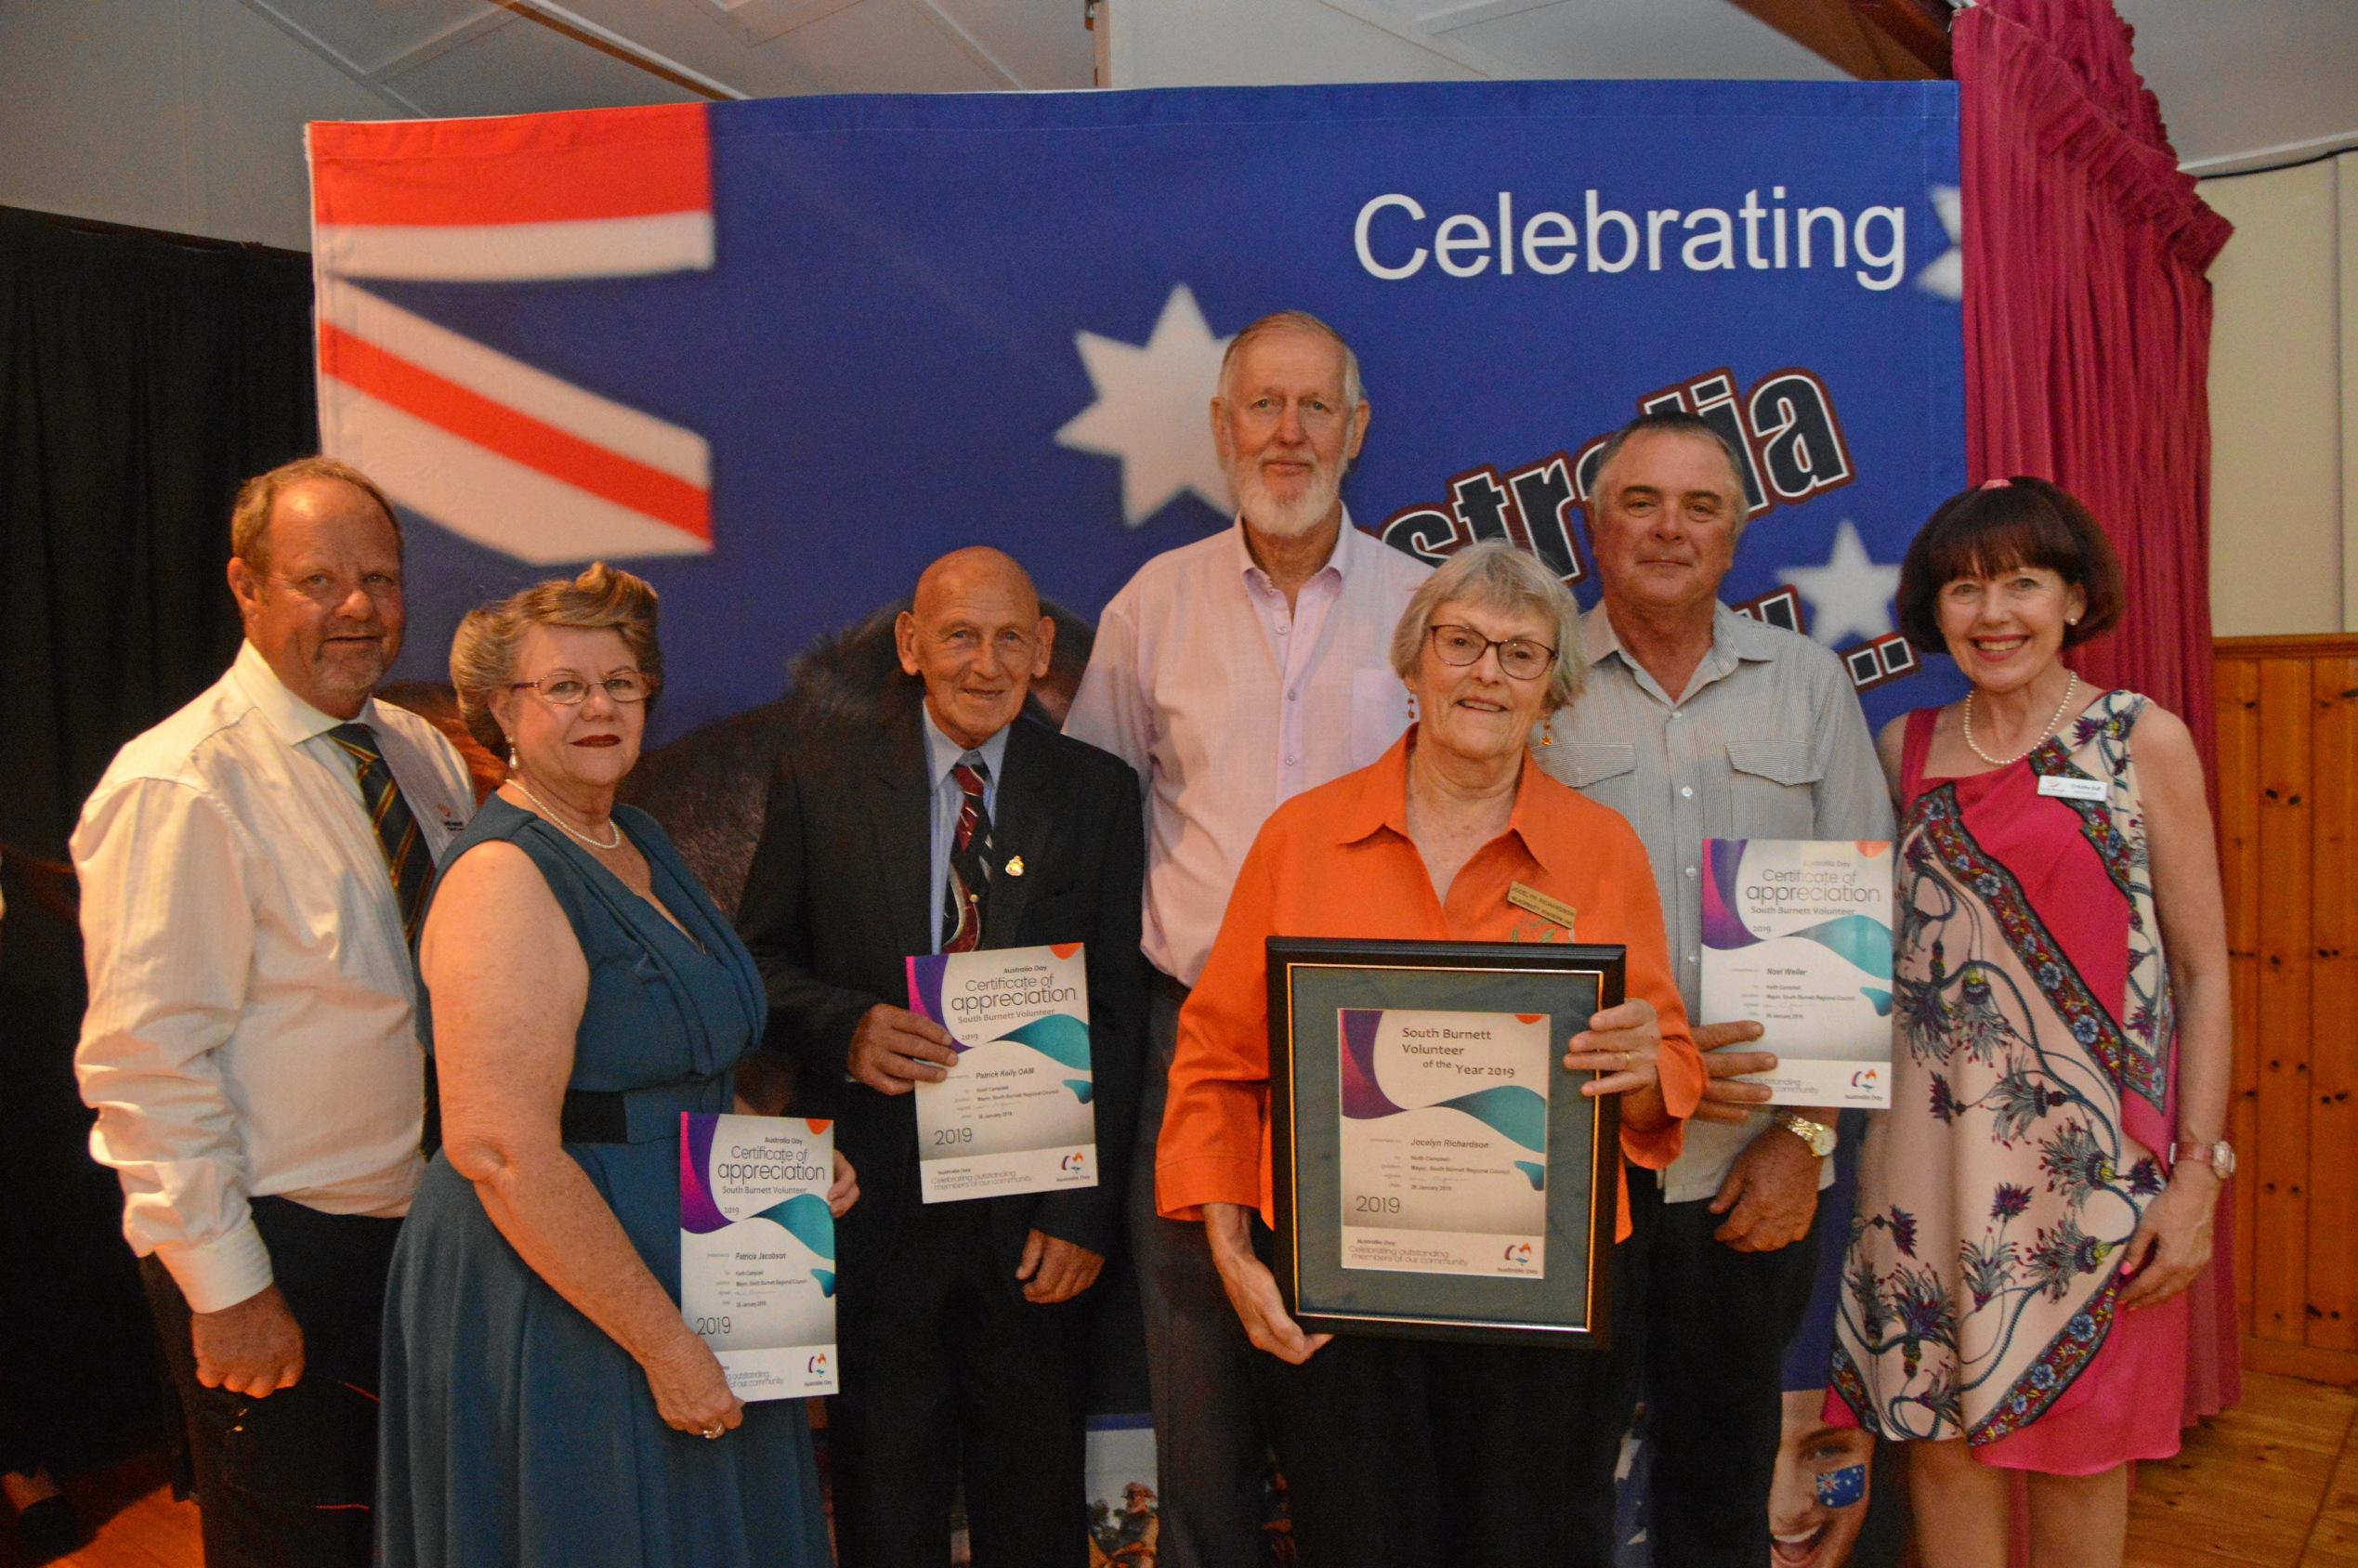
[737,545,1146,1568]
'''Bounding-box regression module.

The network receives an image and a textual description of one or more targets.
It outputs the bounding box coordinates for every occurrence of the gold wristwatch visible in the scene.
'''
[1773,1110,1837,1158]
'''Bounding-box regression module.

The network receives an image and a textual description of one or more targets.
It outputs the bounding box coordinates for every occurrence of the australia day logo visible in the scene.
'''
[1061,1151,1088,1174]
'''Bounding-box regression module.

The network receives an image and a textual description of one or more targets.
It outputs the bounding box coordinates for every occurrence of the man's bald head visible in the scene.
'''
[896,546,1054,750]
[912,546,1040,622]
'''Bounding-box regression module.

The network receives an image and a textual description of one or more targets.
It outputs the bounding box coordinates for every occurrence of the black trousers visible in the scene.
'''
[1627,1162,1824,1567]
[1131,974,1268,1568]
[831,1192,1089,1568]
[1247,1232,1636,1568]
[141,1196,400,1568]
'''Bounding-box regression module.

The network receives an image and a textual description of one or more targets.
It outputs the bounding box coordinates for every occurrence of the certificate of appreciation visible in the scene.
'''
[679,1113,838,1401]
[1336,1008,1552,1279]
[905,942,1097,1203]
[1700,839,1894,1107]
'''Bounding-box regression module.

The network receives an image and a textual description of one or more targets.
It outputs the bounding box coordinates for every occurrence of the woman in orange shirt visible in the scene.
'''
[1157,541,1703,1568]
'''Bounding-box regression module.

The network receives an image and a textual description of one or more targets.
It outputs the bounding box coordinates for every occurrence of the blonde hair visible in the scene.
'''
[450,562,662,754]
[1389,542,1586,716]
[229,456,399,570]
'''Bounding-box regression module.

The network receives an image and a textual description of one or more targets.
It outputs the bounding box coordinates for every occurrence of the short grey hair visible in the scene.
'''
[1390,542,1586,716]
[1588,412,1749,535]
[1215,310,1365,412]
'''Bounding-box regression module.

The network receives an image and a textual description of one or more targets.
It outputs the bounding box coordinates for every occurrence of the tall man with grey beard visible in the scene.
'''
[1066,311,1432,1568]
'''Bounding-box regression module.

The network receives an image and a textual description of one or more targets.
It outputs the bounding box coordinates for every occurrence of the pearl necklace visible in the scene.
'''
[1962,672,2078,767]
[507,777,622,850]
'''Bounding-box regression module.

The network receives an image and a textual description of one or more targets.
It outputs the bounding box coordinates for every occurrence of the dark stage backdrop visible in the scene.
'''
[0,205,321,1470]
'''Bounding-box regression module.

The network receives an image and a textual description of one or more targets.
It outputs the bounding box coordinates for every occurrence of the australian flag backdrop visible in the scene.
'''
[309,78,1967,743]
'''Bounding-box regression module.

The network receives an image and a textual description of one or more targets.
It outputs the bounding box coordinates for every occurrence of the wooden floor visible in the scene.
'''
[2126,1371,2358,1567]
[9,1371,2358,1567]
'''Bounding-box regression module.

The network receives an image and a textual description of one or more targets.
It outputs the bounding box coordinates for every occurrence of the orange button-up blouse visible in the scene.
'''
[1156,729,1703,1243]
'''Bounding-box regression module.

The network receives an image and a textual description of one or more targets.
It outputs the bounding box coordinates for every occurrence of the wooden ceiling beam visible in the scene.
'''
[1722,0,1953,80]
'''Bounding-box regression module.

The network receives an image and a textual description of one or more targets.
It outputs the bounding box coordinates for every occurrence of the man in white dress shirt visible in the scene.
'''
[1065,311,1431,1568]
[72,457,473,1568]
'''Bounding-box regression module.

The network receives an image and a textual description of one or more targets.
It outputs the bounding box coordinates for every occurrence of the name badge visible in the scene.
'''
[1507,882,1579,932]
[2037,775,2106,802]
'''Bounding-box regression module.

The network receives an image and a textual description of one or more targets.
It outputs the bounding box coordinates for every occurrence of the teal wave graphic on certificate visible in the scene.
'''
[906,944,1101,1203]
[679,1113,839,1399]
[1335,1008,1552,1280]
[1700,839,1896,1107]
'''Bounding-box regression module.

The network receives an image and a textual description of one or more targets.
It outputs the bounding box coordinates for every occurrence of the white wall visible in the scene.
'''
[2204,155,2353,638]
[1098,0,1476,88]
[0,0,401,250]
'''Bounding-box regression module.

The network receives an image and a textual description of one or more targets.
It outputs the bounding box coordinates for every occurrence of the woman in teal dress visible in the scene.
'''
[378,564,855,1568]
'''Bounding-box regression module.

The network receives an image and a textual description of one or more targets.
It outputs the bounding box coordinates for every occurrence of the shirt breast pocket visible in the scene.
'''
[1557,742,1638,823]
[1726,739,1822,839]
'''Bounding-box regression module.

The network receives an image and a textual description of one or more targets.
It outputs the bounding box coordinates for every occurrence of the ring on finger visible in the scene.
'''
[701,1425,723,1440]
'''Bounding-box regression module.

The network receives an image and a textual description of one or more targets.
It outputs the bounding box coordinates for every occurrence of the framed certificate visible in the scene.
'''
[1266,937,1624,1349]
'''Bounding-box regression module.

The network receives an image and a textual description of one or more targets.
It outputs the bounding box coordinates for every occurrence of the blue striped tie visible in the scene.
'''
[326,723,435,945]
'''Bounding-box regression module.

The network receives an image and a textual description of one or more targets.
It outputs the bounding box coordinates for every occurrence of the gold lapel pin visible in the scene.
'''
[1004,855,1026,877]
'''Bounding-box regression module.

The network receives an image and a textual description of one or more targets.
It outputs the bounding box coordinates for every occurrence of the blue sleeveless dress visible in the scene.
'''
[377,796,829,1567]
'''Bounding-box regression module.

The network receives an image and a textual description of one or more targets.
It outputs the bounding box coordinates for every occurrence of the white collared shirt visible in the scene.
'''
[1064,511,1433,986]
[72,641,475,1312]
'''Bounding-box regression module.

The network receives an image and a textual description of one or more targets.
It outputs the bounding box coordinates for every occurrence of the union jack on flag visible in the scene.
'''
[309,104,715,564]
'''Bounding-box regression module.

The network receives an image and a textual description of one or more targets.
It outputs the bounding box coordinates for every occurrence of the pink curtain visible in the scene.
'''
[1954,0,2241,1437]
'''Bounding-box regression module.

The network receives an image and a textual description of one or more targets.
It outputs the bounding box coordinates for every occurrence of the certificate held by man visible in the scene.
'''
[904,941,1097,1202]
[679,1113,840,1400]
[1338,1007,1552,1279]
[1700,838,1894,1106]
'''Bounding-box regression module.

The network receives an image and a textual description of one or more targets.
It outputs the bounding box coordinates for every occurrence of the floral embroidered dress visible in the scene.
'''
[1828,690,2189,1472]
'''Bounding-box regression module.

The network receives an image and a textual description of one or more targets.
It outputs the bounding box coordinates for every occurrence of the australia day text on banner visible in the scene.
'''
[308,79,1966,743]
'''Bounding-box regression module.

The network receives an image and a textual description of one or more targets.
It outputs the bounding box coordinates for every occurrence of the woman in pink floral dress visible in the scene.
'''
[1828,479,2233,1568]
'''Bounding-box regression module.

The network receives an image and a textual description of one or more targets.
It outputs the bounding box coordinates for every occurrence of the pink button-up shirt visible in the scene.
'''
[1064,514,1433,985]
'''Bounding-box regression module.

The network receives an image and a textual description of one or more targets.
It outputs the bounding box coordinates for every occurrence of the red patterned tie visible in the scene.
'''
[940,757,994,953]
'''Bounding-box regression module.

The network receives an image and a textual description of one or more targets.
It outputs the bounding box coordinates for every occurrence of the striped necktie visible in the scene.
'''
[940,755,994,953]
[327,722,436,946]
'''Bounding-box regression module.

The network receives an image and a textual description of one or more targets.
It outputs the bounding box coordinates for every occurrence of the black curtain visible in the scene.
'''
[0,205,319,1472]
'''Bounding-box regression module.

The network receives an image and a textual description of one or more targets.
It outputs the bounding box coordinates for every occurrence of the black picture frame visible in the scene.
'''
[1265,936,1625,1349]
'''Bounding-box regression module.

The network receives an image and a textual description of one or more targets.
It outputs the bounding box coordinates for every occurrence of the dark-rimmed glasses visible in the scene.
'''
[1426,624,1557,682]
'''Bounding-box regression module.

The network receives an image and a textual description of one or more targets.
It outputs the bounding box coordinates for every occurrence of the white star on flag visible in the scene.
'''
[1786,519,1903,647]
[1055,283,1234,528]
[1917,184,1962,301]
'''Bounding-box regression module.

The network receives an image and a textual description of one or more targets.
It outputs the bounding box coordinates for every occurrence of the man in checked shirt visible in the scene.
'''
[1540,411,1893,1566]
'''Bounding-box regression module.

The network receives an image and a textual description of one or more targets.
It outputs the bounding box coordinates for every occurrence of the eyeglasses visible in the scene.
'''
[510,673,653,705]
[1425,624,1557,682]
